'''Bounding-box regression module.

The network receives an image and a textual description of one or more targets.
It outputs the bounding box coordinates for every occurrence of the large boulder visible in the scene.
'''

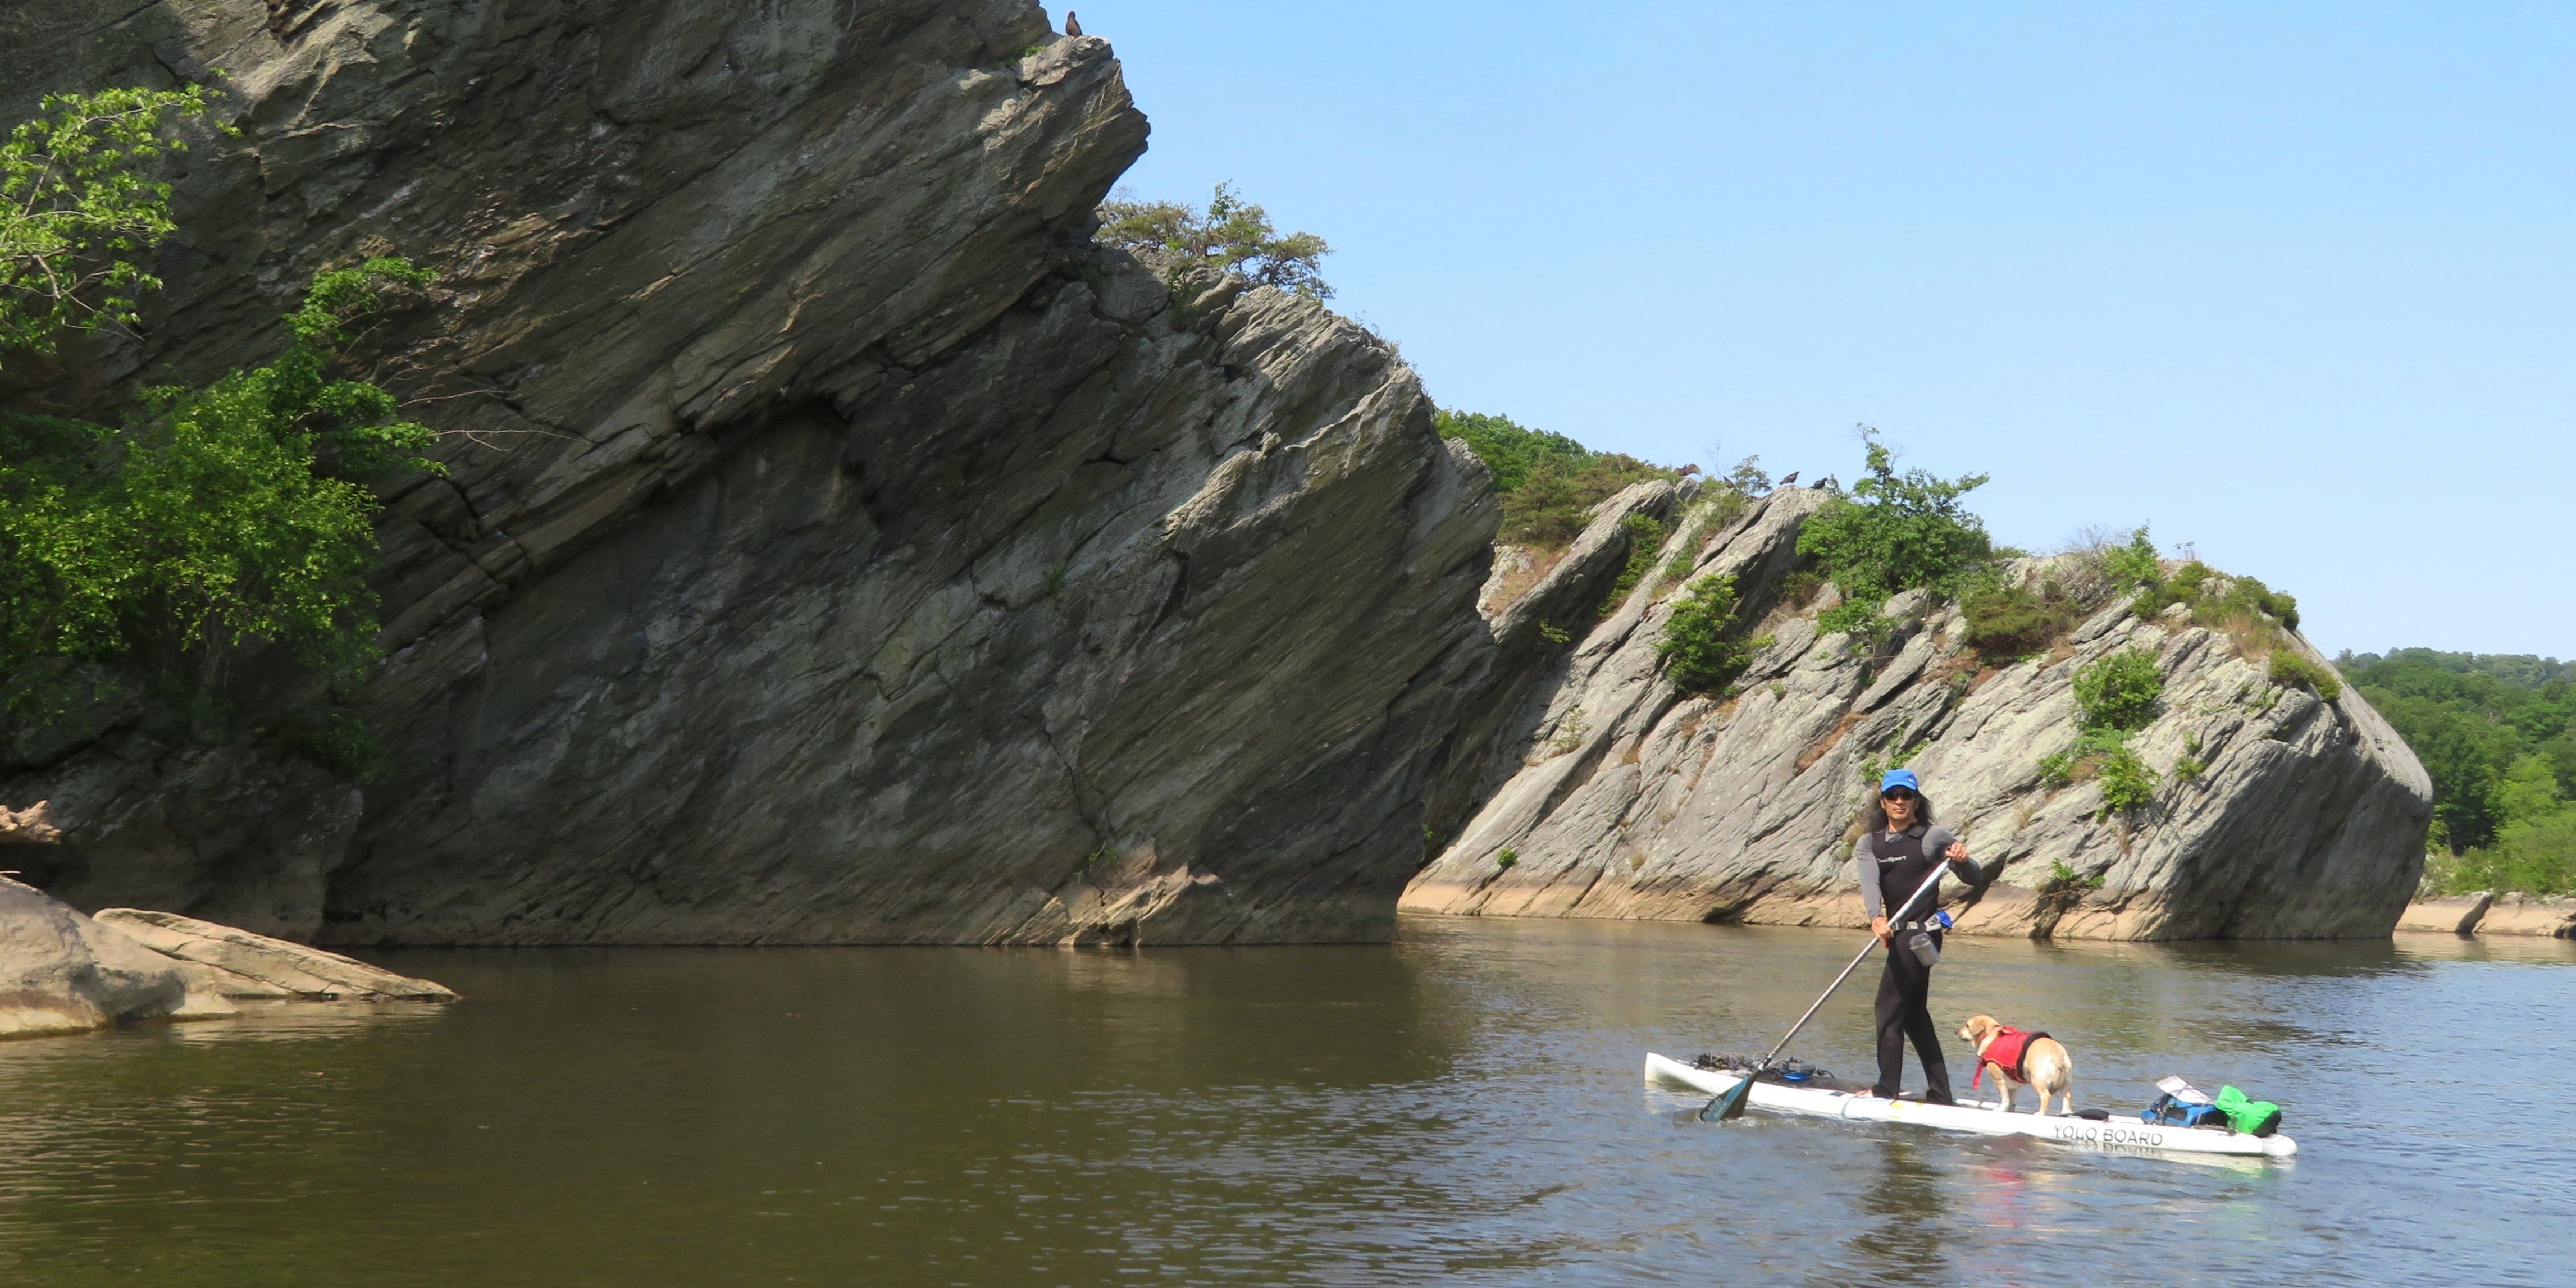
[0,878,212,1038]
[1404,488,2435,940]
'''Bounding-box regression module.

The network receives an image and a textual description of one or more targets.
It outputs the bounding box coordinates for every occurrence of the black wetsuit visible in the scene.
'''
[1854,825,1982,1101]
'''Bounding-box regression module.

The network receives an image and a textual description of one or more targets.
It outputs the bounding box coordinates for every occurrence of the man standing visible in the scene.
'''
[1852,768,1984,1103]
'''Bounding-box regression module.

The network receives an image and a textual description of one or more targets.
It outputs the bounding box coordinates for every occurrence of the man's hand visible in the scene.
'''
[1945,840,1969,860]
[1872,916,1891,946]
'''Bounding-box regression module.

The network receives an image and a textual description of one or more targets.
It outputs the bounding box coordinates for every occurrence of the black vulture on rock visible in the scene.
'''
[1066,11,1083,36]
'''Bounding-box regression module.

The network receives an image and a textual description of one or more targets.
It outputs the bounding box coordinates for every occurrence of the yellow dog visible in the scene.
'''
[1957,1014,2076,1115]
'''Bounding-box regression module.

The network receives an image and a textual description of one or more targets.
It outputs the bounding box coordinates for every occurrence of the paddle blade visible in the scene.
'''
[1698,1072,1757,1122]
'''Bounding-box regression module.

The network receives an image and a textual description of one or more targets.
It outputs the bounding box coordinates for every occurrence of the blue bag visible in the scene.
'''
[2141,1092,2232,1130]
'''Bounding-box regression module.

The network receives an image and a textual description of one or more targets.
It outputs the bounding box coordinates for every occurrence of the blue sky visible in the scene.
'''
[1073,1,2570,658]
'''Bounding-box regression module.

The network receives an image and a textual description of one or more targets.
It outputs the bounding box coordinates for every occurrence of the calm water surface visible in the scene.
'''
[1,916,2569,1286]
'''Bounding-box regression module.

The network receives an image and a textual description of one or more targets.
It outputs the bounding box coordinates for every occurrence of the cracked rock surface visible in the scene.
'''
[1403,489,2434,940]
[3,2,1499,944]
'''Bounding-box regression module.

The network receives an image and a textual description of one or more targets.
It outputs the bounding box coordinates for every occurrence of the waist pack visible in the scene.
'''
[2213,1085,2284,1137]
[2141,1093,2232,1130]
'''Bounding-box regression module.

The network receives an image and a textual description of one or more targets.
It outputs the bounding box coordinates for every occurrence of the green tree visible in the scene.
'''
[2495,753,2563,826]
[2,85,225,352]
[2,258,437,719]
[1097,182,1332,299]
[1795,427,1994,634]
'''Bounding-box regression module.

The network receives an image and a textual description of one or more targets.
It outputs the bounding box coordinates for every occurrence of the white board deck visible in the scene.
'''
[1645,1053,2297,1158]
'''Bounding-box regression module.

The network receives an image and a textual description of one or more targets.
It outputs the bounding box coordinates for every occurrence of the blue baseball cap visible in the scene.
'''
[1880,768,1920,794]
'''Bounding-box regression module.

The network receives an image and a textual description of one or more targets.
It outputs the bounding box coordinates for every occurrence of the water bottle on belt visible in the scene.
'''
[1902,910,1954,966]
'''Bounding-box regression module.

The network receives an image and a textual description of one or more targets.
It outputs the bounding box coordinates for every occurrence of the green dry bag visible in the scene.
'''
[2213,1085,2282,1137]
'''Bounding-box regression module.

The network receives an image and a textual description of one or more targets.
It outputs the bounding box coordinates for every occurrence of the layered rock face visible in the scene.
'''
[3,2,1499,944]
[1405,489,2434,940]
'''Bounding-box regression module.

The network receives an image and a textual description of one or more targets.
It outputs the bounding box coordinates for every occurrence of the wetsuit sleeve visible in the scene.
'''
[1925,825,1984,886]
[1852,836,1882,919]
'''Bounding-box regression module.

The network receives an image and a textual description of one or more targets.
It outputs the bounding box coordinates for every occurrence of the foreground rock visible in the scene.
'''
[4,3,1499,944]
[0,879,212,1038]
[1405,488,2434,940]
[95,910,460,1001]
[1,879,455,1039]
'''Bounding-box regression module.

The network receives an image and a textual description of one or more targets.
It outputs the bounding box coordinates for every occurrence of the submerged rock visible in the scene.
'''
[1404,489,2434,940]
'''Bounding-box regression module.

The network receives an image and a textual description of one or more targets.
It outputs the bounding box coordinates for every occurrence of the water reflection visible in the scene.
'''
[0,920,2566,1286]
[1848,1137,1954,1278]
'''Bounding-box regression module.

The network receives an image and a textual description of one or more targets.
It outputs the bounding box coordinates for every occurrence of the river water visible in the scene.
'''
[1,917,2568,1286]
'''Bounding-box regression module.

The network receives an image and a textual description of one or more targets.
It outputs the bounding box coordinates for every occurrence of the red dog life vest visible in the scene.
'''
[1971,1026,2049,1088]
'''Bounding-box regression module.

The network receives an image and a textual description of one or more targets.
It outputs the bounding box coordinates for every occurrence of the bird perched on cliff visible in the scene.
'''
[1816,475,1837,491]
[1778,471,1799,487]
[1066,11,1083,36]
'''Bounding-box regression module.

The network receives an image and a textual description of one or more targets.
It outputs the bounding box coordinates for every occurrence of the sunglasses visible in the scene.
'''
[1880,789,1917,802]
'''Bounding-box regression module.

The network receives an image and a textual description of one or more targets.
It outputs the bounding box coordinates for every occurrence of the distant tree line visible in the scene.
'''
[2341,649,2576,894]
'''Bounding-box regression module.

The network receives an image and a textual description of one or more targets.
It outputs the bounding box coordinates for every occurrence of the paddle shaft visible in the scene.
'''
[1699,857,1957,1121]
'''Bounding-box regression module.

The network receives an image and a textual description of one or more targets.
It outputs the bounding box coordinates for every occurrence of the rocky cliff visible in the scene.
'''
[2,3,2434,947]
[3,2,1499,944]
[1403,488,2435,940]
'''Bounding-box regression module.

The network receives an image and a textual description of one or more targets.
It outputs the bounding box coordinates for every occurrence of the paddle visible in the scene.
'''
[1698,858,1956,1122]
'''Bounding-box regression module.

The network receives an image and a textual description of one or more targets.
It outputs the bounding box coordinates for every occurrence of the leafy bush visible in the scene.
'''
[1097,182,1332,299]
[1595,514,1668,615]
[2101,527,2163,591]
[1814,597,1889,644]
[2096,745,2160,814]
[2131,559,2301,633]
[1436,408,1687,551]
[1794,427,1994,629]
[2036,727,2128,787]
[2046,858,2107,890]
[1,259,438,724]
[1434,409,1589,495]
[1496,847,1519,870]
[1961,577,2086,661]
[1655,490,1748,591]
[2267,650,2342,702]
[1500,453,1676,549]
[2073,648,2163,733]
[1657,573,1769,697]
[3,85,226,351]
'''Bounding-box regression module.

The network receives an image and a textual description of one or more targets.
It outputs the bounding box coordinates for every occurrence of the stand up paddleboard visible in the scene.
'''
[1647,1053,2298,1159]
